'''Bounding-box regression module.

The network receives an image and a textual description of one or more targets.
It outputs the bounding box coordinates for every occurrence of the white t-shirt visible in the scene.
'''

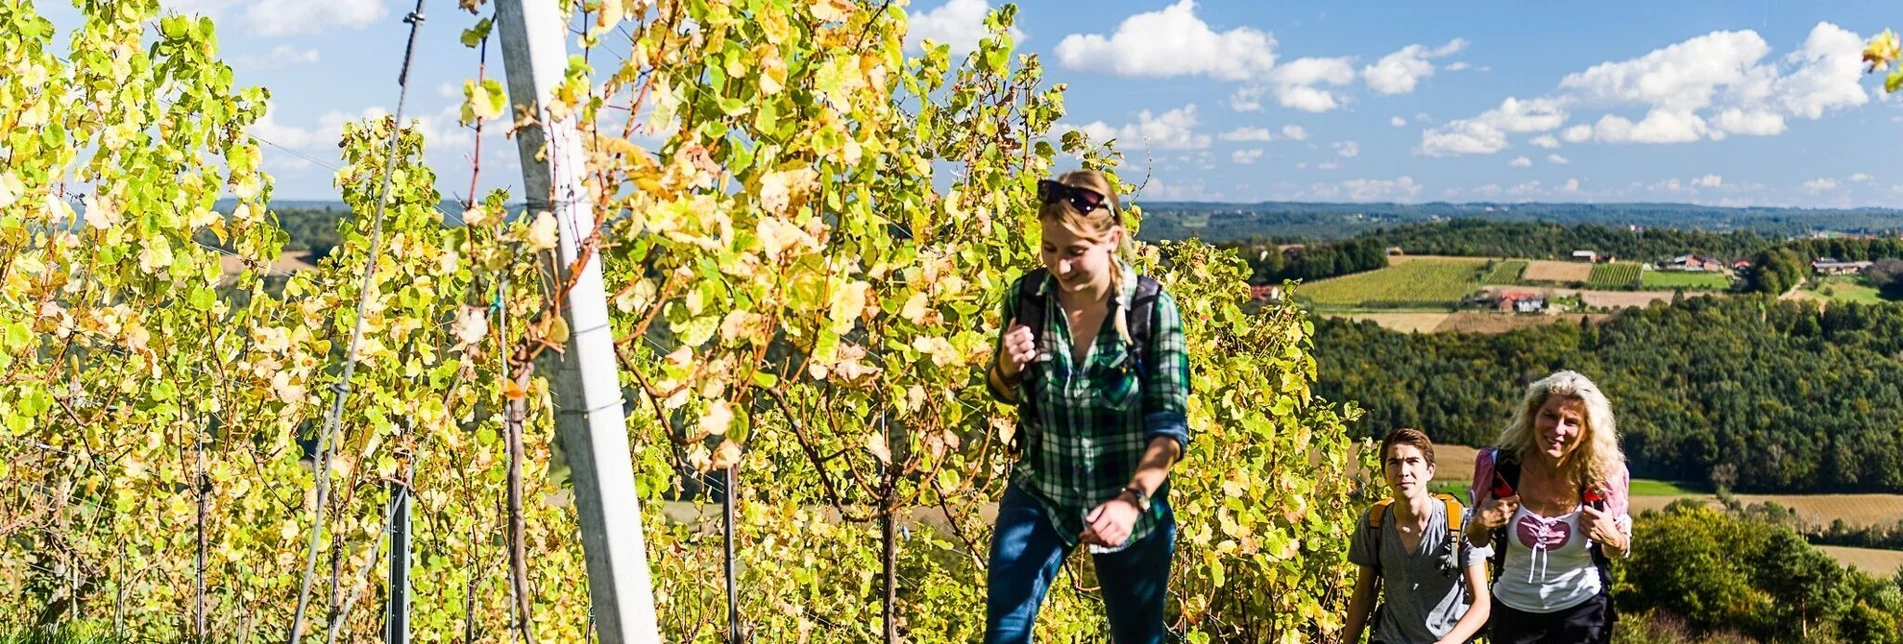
[1491,506,1603,613]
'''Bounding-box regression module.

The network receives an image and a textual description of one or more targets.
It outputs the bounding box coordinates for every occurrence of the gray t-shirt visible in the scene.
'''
[1348,501,1489,644]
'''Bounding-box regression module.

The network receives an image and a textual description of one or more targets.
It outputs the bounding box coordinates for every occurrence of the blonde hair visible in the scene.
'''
[1039,169,1137,339]
[1494,370,1625,489]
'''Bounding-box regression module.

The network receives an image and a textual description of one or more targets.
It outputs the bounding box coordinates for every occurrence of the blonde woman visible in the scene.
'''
[984,170,1191,643]
[1466,371,1630,643]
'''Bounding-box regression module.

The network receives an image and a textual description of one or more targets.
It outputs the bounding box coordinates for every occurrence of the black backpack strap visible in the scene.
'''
[1126,275,1162,378]
[1488,450,1520,584]
[1586,491,1614,591]
[1006,269,1050,458]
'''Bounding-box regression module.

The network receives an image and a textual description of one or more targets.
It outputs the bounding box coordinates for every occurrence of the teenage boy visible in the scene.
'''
[1343,428,1491,644]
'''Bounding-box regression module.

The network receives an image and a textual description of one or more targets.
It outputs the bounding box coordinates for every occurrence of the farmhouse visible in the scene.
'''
[1659,254,1724,272]
[1496,291,1545,313]
[1248,284,1284,302]
[1731,258,1751,271]
[1570,250,1599,263]
[1812,258,1874,276]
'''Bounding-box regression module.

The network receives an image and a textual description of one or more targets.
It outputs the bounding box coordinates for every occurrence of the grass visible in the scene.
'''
[1297,257,1485,308]
[1802,275,1887,304]
[1629,479,1700,495]
[1641,269,1732,290]
[0,624,125,644]
[1586,261,1642,288]
[1482,259,1527,284]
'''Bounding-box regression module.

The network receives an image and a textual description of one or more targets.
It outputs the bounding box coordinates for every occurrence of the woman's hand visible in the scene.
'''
[1473,494,1520,531]
[1080,496,1141,548]
[1582,505,1627,553]
[996,318,1037,380]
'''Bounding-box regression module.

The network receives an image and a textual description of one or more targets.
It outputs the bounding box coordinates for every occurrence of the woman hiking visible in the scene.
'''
[983,169,1191,644]
[1467,370,1631,643]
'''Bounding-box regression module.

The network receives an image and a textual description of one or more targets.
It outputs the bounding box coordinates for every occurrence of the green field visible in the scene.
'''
[1629,479,1699,495]
[1482,259,1528,284]
[1297,258,1484,308]
[1422,479,1691,502]
[1587,262,1642,288]
[1803,275,1887,304]
[1641,269,1731,290]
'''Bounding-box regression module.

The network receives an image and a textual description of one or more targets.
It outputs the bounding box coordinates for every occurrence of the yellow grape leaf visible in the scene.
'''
[830,279,869,335]
[702,399,732,436]
[82,192,117,230]
[865,432,891,465]
[0,172,21,208]
[759,166,817,215]
[709,439,742,469]
[450,306,488,347]
[527,211,559,250]
[810,0,852,23]
[462,205,493,226]
[900,291,931,325]
[545,315,570,346]
[503,378,527,401]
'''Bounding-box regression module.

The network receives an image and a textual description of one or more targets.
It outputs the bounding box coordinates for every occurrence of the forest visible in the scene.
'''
[1619,501,1903,643]
[1137,200,1903,243]
[1312,295,1903,493]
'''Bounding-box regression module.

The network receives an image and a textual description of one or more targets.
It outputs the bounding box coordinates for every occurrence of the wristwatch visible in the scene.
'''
[1119,485,1151,512]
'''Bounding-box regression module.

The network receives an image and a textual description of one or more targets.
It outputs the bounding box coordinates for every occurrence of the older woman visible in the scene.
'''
[1466,371,1630,644]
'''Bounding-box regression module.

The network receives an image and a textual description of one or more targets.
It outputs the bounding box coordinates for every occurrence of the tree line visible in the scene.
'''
[1745,236,1903,297]
[1312,295,1903,493]
[1621,500,1903,644]
[1220,237,1389,284]
[1362,219,1776,263]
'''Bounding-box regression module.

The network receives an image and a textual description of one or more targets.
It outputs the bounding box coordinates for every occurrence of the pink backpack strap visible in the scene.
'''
[1470,447,1498,507]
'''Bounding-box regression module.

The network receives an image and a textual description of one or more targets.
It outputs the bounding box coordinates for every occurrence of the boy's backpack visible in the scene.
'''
[1362,494,1480,644]
[1006,267,1163,457]
[1363,493,1469,579]
[1485,448,1614,589]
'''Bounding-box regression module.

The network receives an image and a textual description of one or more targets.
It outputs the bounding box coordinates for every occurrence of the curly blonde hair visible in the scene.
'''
[1494,370,1625,489]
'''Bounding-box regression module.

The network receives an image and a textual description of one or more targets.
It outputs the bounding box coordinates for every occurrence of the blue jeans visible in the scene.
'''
[984,484,1175,644]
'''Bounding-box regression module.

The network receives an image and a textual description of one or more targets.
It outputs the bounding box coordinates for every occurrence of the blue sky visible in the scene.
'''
[50,0,1903,207]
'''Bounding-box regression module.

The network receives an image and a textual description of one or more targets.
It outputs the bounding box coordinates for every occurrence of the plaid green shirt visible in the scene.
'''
[989,262,1192,551]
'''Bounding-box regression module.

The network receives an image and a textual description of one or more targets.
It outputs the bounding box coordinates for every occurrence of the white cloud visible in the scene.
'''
[1508,156,1532,167]
[1391,116,1408,127]
[1338,176,1423,202]
[1362,38,1468,95]
[1803,177,1839,192]
[158,0,243,15]
[1333,140,1360,158]
[1691,174,1723,188]
[1420,22,1870,155]
[1547,154,1570,165]
[1231,148,1265,164]
[1418,97,1567,156]
[1140,177,1219,200]
[245,0,387,36]
[236,44,319,69]
[1220,126,1274,142]
[250,102,321,150]
[1296,162,1308,169]
[1711,108,1787,136]
[1317,160,1340,170]
[907,0,1025,55]
[1849,172,1874,183]
[1445,61,1473,72]
[1558,30,1771,112]
[1281,125,1309,141]
[1584,109,1707,144]
[1054,0,1277,81]
[1774,23,1870,119]
[1264,57,1357,112]
[1474,183,1503,197]
[1057,104,1211,150]
[1508,180,1543,195]
[1560,178,1582,193]
[1530,135,1560,149]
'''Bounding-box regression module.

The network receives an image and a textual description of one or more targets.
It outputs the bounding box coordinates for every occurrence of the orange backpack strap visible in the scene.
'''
[1366,499,1395,530]
[1436,493,1465,533]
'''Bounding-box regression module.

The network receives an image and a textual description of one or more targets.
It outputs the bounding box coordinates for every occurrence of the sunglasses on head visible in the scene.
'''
[1037,179,1108,214]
